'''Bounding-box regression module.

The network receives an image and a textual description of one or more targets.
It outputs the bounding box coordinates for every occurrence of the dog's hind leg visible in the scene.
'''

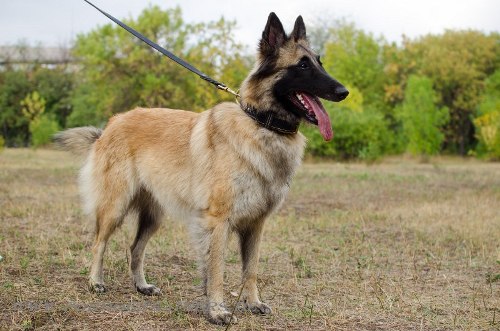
[85,158,135,293]
[89,207,126,293]
[239,220,272,315]
[129,190,163,296]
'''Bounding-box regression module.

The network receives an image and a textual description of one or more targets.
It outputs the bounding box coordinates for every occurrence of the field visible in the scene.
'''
[0,148,499,330]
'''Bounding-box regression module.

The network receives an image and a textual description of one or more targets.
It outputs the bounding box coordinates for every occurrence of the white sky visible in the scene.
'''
[0,0,498,50]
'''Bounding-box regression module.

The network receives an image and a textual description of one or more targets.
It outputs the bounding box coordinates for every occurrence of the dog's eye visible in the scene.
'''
[298,58,310,69]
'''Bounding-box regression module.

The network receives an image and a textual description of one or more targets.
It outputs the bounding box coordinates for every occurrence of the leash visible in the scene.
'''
[83,0,240,98]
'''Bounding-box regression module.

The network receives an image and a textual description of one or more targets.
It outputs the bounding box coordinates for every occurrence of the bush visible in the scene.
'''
[473,71,500,159]
[302,105,393,160]
[396,75,449,156]
[0,135,4,152]
[474,111,500,159]
[29,115,60,148]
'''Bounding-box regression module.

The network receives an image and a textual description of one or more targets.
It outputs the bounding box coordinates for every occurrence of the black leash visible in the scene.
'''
[83,0,240,98]
[84,1,299,136]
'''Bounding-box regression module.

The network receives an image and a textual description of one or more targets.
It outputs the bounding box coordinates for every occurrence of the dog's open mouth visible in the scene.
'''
[289,92,333,141]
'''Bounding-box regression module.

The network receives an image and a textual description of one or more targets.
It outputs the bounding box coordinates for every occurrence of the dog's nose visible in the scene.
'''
[335,86,349,101]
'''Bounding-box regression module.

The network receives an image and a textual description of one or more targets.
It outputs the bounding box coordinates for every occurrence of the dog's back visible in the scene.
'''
[56,104,304,222]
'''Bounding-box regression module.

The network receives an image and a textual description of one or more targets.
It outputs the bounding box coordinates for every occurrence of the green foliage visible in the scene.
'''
[21,91,46,121]
[473,71,500,159]
[29,115,60,148]
[18,90,59,147]
[0,8,498,160]
[0,135,4,152]
[0,70,31,146]
[340,85,364,113]
[396,75,449,156]
[303,93,393,160]
[386,31,499,154]
[0,66,73,146]
[70,5,248,126]
[476,70,500,117]
[382,39,417,107]
[321,20,387,112]
[32,68,73,128]
[66,82,110,127]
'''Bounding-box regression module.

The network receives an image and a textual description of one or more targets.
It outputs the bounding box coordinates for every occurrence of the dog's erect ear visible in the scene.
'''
[260,12,287,55]
[291,16,307,41]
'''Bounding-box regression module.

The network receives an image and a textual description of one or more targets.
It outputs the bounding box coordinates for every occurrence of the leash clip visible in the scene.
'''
[217,84,240,98]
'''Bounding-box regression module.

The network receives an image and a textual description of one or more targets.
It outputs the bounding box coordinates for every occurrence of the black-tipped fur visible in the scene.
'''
[291,16,306,41]
[241,13,348,130]
[259,12,287,56]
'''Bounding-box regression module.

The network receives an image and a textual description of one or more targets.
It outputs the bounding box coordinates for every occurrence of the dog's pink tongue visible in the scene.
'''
[301,93,333,141]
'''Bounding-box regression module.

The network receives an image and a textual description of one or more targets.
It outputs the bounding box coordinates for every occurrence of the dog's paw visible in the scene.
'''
[89,282,106,294]
[246,301,272,315]
[136,284,161,296]
[207,304,237,325]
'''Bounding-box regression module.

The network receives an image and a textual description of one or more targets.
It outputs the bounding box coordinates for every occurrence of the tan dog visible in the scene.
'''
[55,12,348,325]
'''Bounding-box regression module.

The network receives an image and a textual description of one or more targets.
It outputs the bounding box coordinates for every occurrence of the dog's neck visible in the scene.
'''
[239,102,300,135]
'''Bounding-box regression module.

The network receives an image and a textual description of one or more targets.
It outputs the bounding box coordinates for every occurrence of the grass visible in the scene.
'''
[0,148,499,330]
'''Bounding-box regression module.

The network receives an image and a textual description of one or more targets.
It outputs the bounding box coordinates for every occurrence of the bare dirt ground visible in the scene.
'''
[0,149,499,330]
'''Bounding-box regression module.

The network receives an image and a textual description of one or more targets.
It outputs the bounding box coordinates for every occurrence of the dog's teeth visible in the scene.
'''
[296,93,306,106]
[296,93,310,110]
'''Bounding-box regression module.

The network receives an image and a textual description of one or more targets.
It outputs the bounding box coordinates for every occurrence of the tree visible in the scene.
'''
[0,44,73,146]
[33,67,73,128]
[20,91,60,147]
[396,75,449,156]
[0,69,31,146]
[473,70,500,159]
[382,37,417,107]
[386,31,499,154]
[320,20,387,113]
[69,6,248,127]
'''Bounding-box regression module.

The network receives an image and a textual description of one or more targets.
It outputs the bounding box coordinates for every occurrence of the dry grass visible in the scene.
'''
[0,148,499,330]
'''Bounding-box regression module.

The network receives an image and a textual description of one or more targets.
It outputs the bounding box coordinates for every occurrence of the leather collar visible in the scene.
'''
[241,105,299,135]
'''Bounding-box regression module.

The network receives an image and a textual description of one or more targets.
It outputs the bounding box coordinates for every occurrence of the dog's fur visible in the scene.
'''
[55,13,347,325]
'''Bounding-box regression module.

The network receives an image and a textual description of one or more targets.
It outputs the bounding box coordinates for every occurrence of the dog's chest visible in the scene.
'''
[231,173,289,223]
[230,144,302,224]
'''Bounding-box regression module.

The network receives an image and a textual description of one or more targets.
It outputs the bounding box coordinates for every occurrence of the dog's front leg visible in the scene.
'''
[196,220,236,325]
[239,220,272,315]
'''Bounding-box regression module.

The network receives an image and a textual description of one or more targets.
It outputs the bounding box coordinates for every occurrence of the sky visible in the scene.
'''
[0,0,499,50]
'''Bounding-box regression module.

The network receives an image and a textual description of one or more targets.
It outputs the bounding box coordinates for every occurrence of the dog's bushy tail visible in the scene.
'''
[53,127,102,156]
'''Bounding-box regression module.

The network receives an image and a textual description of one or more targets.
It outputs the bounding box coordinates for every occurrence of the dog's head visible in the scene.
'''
[240,13,348,141]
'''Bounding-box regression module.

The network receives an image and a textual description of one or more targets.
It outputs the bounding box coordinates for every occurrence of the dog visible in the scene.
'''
[54,12,348,325]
